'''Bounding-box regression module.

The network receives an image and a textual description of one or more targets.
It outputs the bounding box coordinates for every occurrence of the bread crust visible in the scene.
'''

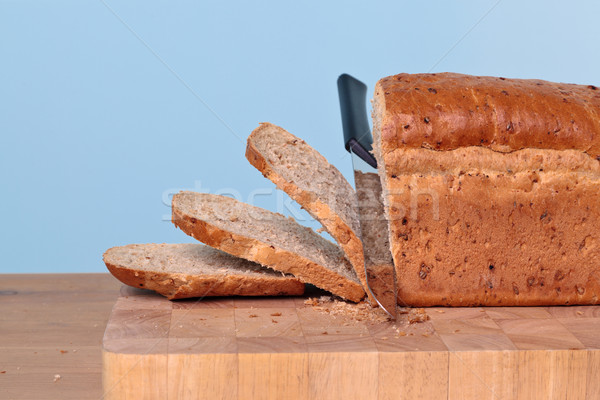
[375,72,600,158]
[172,199,365,302]
[246,123,371,302]
[375,73,600,158]
[384,167,600,306]
[373,73,600,306]
[105,260,305,300]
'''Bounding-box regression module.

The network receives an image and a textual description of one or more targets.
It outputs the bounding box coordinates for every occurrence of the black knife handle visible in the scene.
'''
[337,74,377,168]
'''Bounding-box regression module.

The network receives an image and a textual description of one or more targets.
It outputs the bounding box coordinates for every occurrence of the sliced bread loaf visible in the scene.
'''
[245,122,373,302]
[171,191,365,302]
[103,243,305,299]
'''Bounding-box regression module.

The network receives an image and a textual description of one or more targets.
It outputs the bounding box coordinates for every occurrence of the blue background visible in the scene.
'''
[2,0,599,273]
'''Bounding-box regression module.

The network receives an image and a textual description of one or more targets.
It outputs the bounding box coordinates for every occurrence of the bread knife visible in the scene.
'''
[337,73,397,319]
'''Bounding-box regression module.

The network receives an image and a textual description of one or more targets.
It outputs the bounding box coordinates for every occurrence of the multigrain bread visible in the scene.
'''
[354,171,397,305]
[172,191,365,302]
[372,72,600,306]
[103,243,305,299]
[246,122,373,302]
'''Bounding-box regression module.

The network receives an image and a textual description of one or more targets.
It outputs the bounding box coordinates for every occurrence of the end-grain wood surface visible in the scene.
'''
[104,287,600,400]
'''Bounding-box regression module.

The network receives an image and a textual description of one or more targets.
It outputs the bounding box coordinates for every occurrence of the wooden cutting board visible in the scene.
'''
[102,285,600,400]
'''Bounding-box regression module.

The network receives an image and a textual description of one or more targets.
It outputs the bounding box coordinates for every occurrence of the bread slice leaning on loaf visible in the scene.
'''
[172,191,365,302]
[246,123,374,302]
[103,243,305,299]
[354,170,396,305]
[373,72,600,306]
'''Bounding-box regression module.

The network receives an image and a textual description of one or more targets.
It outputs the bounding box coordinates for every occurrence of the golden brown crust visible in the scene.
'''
[105,261,304,300]
[375,72,600,158]
[172,206,365,302]
[383,150,600,306]
[246,123,371,303]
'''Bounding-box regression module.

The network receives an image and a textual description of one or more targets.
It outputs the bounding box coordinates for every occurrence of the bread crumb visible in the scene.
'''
[316,227,326,234]
[304,298,319,306]
[321,331,328,335]
[72,349,77,353]
[53,374,61,382]
[381,337,389,340]
[303,296,431,325]
[435,309,445,313]
[60,350,68,354]
[576,311,584,315]
[421,333,430,337]
[397,331,407,336]
[454,329,461,333]
[271,319,278,323]
[304,296,391,323]
[407,308,429,324]
[270,312,282,317]
[249,314,258,318]
[0,371,5,374]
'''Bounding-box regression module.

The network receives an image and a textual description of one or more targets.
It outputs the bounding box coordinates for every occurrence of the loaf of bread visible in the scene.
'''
[372,72,600,306]
[103,243,305,299]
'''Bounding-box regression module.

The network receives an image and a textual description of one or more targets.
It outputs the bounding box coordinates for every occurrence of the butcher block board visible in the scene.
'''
[102,286,600,400]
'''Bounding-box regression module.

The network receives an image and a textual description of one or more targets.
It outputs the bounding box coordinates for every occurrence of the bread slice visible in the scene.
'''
[245,122,373,302]
[354,170,397,305]
[171,191,365,302]
[103,243,305,300]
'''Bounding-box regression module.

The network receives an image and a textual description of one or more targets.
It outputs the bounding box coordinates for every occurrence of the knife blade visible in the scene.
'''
[337,73,397,319]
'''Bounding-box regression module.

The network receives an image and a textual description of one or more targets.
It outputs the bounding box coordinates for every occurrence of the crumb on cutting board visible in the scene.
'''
[303,296,429,325]
[304,296,390,323]
[407,308,429,324]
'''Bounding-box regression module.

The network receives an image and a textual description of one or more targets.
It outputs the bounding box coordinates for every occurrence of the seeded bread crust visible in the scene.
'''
[375,72,600,157]
[172,192,365,302]
[103,243,305,300]
[246,122,371,302]
[373,72,600,306]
